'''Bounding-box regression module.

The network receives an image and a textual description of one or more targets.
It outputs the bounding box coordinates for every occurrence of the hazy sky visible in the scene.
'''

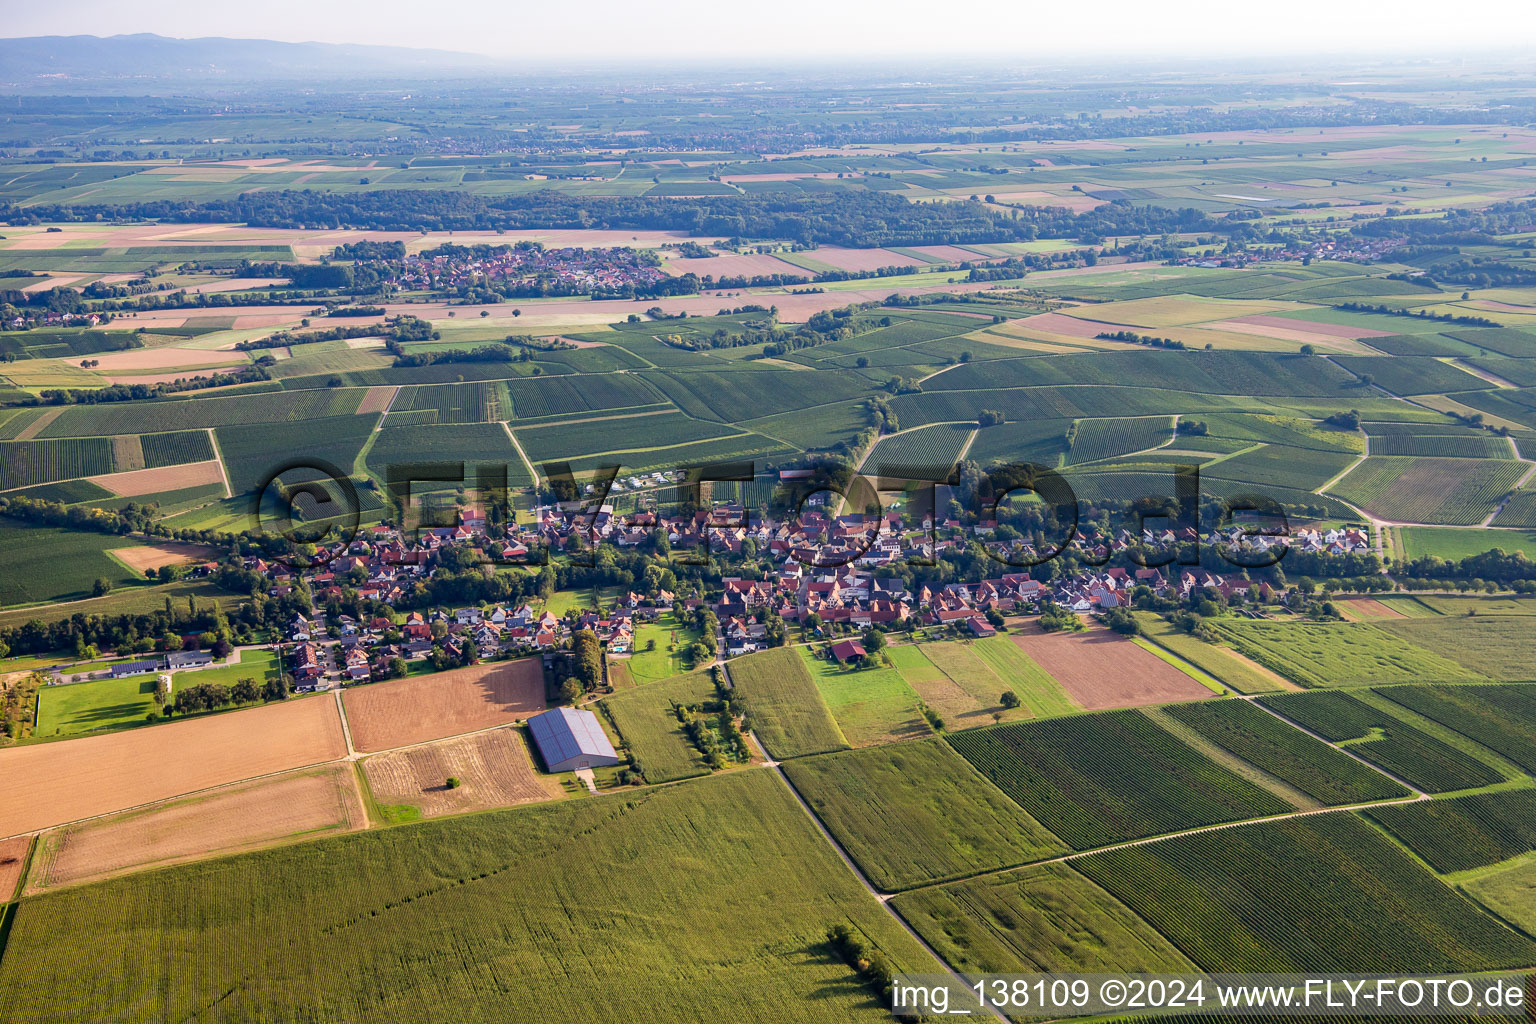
[7,0,1535,60]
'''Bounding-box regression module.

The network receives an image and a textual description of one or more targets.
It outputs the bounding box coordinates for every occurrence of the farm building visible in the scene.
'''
[527,707,621,772]
[111,658,161,678]
[829,639,867,664]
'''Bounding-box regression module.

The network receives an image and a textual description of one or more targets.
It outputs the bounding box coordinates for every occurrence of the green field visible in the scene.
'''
[1330,456,1527,525]
[891,862,1198,974]
[1211,620,1482,688]
[948,710,1290,850]
[1375,683,1536,775]
[0,519,148,607]
[1259,690,1507,793]
[1372,618,1536,681]
[1076,813,1536,973]
[1464,860,1536,937]
[782,739,1066,891]
[601,670,715,783]
[1365,788,1536,874]
[1132,613,1285,694]
[727,647,848,759]
[1397,526,1536,560]
[1163,699,1409,805]
[619,612,704,684]
[797,646,931,747]
[34,674,161,737]
[0,578,242,630]
[0,771,943,1023]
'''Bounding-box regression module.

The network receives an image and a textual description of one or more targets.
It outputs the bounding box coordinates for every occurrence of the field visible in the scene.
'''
[1132,613,1288,693]
[0,771,941,1024]
[138,429,216,469]
[389,381,506,424]
[1163,700,1409,805]
[0,578,241,631]
[1464,860,1536,937]
[797,647,931,747]
[884,644,999,727]
[0,438,115,490]
[34,675,161,738]
[601,669,717,783]
[1009,626,1214,709]
[216,413,378,495]
[87,460,225,497]
[1329,456,1527,524]
[726,647,848,759]
[106,541,215,574]
[1258,690,1506,793]
[1397,526,1536,560]
[947,710,1290,850]
[1364,788,1536,874]
[515,411,740,462]
[0,520,154,607]
[37,389,365,437]
[891,862,1198,974]
[360,728,560,820]
[615,611,704,684]
[1075,813,1536,973]
[865,423,974,476]
[341,658,546,753]
[1065,416,1174,464]
[1372,617,1536,680]
[0,836,29,900]
[1375,683,1536,774]
[1210,620,1482,688]
[782,739,1066,891]
[0,695,346,837]
[364,422,529,488]
[25,764,367,892]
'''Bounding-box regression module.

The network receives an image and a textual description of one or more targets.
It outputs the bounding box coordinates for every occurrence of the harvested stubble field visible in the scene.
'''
[361,728,560,820]
[0,696,346,838]
[0,835,28,899]
[87,459,225,497]
[1010,625,1213,709]
[341,658,546,754]
[25,764,367,893]
[107,541,217,574]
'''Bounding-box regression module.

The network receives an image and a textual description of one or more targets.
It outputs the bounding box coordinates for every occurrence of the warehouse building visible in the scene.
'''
[527,707,621,773]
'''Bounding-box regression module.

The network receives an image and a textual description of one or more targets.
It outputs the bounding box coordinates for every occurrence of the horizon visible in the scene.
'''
[2,2,1534,65]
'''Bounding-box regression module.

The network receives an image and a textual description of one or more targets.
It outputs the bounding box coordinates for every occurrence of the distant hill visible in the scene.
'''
[0,33,505,85]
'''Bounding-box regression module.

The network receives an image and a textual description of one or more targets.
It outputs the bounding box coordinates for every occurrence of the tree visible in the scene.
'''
[861,626,886,653]
[999,691,1021,709]
[557,676,582,704]
[230,677,260,704]
[91,577,112,597]
[572,630,603,689]
[446,776,462,789]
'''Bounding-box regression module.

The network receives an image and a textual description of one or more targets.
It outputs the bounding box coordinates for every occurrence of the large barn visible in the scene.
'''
[527,707,621,772]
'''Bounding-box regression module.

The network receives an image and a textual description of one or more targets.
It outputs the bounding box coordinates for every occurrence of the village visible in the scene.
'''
[246,494,1371,690]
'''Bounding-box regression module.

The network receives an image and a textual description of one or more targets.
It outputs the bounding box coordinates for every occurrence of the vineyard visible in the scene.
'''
[782,739,1067,891]
[503,373,661,419]
[1375,683,1536,774]
[139,430,216,469]
[390,382,506,424]
[1258,690,1505,793]
[1075,814,1536,973]
[516,411,740,462]
[1064,417,1173,465]
[866,422,975,476]
[1163,700,1409,805]
[947,710,1289,850]
[0,437,115,490]
[1200,442,1357,492]
[1368,433,1512,458]
[726,647,848,760]
[366,423,531,487]
[216,414,379,496]
[1329,456,1526,525]
[1365,789,1536,873]
[1333,355,1493,396]
[37,388,366,436]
